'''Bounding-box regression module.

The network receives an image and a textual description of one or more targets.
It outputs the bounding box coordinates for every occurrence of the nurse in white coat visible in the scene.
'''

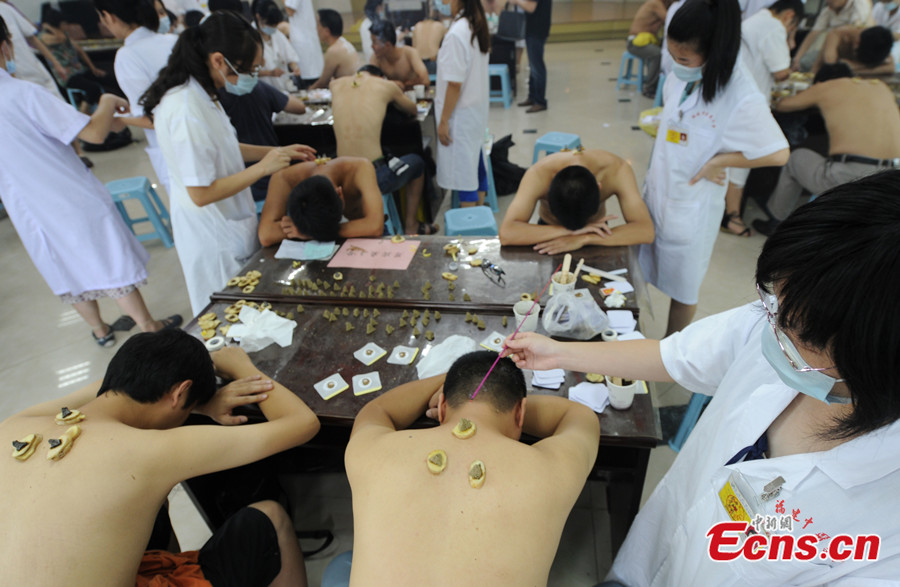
[96,0,177,192]
[642,0,788,336]
[141,11,314,314]
[434,0,490,206]
[253,2,301,92]
[0,23,178,347]
[284,0,323,84]
[505,171,900,585]
[0,1,64,96]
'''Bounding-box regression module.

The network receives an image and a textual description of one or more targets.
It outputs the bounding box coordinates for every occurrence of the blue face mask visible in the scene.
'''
[5,59,15,75]
[672,62,703,83]
[434,0,452,17]
[261,26,277,36]
[223,57,258,96]
[158,15,171,34]
[887,1,898,10]
[760,325,850,405]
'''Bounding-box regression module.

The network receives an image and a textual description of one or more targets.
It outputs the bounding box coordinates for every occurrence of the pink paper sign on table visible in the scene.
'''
[327,238,421,270]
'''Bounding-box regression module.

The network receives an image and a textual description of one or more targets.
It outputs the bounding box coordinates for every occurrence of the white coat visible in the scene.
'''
[114,26,177,192]
[360,17,374,65]
[0,2,61,96]
[434,17,489,191]
[609,302,900,586]
[260,29,300,92]
[285,0,323,80]
[0,70,149,296]
[638,66,787,305]
[154,78,259,315]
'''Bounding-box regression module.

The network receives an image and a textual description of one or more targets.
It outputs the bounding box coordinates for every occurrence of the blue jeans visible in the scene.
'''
[374,154,425,194]
[456,150,488,202]
[526,35,547,106]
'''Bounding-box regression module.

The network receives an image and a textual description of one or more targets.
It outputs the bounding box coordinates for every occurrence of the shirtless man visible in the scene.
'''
[627,0,672,97]
[370,18,430,90]
[259,156,384,245]
[309,8,358,89]
[499,149,655,255]
[754,63,900,235]
[412,13,446,75]
[813,24,895,74]
[338,351,600,585]
[330,66,435,234]
[0,330,320,586]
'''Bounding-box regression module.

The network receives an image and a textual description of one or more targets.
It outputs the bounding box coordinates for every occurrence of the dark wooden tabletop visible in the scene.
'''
[194,237,659,447]
[189,299,661,448]
[210,236,642,314]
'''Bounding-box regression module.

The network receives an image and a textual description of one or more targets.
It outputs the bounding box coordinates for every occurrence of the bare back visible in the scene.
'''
[331,75,395,160]
[413,20,446,61]
[374,46,424,86]
[347,426,582,586]
[816,79,900,158]
[629,0,668,36]
[329,37,361,79]
[0,413,177,586]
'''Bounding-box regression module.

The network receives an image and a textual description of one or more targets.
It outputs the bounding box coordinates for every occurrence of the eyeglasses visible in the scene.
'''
[479,259,506,287]
[756,283,835,374]
[224,56,261,78]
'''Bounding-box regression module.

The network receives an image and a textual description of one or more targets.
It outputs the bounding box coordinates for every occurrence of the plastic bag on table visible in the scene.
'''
[542,288,609,340]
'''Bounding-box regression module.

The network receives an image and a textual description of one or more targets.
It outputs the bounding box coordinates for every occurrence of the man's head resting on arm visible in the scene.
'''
[856,26,893,68]
[97,329,217,427]
[756,170,900,440]
[438,352,527,438]
[547,165,601,231]
[286,175,344,242]
[813,62,853,83]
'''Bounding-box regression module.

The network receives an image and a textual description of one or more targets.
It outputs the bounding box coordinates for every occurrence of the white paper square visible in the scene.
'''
[568,382,610,413]
[314,373,348,400]
[606,310,637,334]
[352,371,382,396]
[479,331,506,352]
[603,280,634,294]
[387,345,419,365]
[353,342,386,366]
[532,375,563,390]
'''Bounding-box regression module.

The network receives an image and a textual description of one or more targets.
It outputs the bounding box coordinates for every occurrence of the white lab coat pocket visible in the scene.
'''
[224,215,260,264]
[656,196,704,246]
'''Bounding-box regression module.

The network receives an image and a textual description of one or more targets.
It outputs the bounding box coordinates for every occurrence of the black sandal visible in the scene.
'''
[720,212,752,237]
[91,325,116,348]
[416,222,440,235]
[160,315,183,330]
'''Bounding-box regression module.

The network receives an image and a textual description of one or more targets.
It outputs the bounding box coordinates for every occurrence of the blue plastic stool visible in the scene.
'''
[488,63,512,109]
[66,88,87,109]
[444,206,498,236]
[451,150,499,212]
[668,392,712,452]
[532,131,582,163]
[617,51,645,91]
[382,193,404,236]
[653,72,665,107]
[255,199,265,216]
[105,177,174,248]
[429,72,437,84]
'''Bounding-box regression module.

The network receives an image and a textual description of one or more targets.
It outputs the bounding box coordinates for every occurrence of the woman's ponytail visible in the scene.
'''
[667,0,740,103]
[139,11,260,118]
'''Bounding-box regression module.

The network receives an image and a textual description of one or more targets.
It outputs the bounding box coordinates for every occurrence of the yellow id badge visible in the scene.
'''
[666,127,689,146]
[719,476,753,525]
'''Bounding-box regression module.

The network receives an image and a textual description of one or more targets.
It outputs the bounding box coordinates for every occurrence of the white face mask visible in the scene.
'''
[672,62,703,82]
[158,15,171,34]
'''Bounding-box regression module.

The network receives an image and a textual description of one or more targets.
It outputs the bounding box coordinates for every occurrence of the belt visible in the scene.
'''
[829,154,900,167]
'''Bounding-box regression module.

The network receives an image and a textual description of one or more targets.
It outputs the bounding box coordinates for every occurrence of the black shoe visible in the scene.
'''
[517,99,534,107]
[752,218,781,237]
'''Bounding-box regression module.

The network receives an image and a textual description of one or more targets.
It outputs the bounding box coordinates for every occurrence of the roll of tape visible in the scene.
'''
[205,336,225,352]
[601,329,618,342]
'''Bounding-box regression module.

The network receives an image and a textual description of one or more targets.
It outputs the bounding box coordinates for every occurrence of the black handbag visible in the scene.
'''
[496,3,526,41]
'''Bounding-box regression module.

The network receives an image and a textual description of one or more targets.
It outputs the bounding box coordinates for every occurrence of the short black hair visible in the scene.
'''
[287,175,343,242]
[357,63,386,77]
[318,8,342,37]
[667,0,741,103]
[814,62,852,83]
[756,170,900,440]
[97,330,217,408]
[856,26,893,67]
[443,351,526,412]
[547,165,601,231]
[209,0,243,13]
[769,0,804,21]
[42,8,65,28]
[92,0,160,31]
[259,2,283,26]
[370,18,396,45]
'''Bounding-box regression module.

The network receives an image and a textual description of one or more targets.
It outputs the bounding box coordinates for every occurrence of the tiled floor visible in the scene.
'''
[0,39,772,584]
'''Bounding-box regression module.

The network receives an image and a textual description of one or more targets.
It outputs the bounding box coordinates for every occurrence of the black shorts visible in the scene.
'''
[198,506,282,587]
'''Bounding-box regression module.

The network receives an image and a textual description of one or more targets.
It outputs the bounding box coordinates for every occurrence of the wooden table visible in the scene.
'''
[189,237,659,553]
